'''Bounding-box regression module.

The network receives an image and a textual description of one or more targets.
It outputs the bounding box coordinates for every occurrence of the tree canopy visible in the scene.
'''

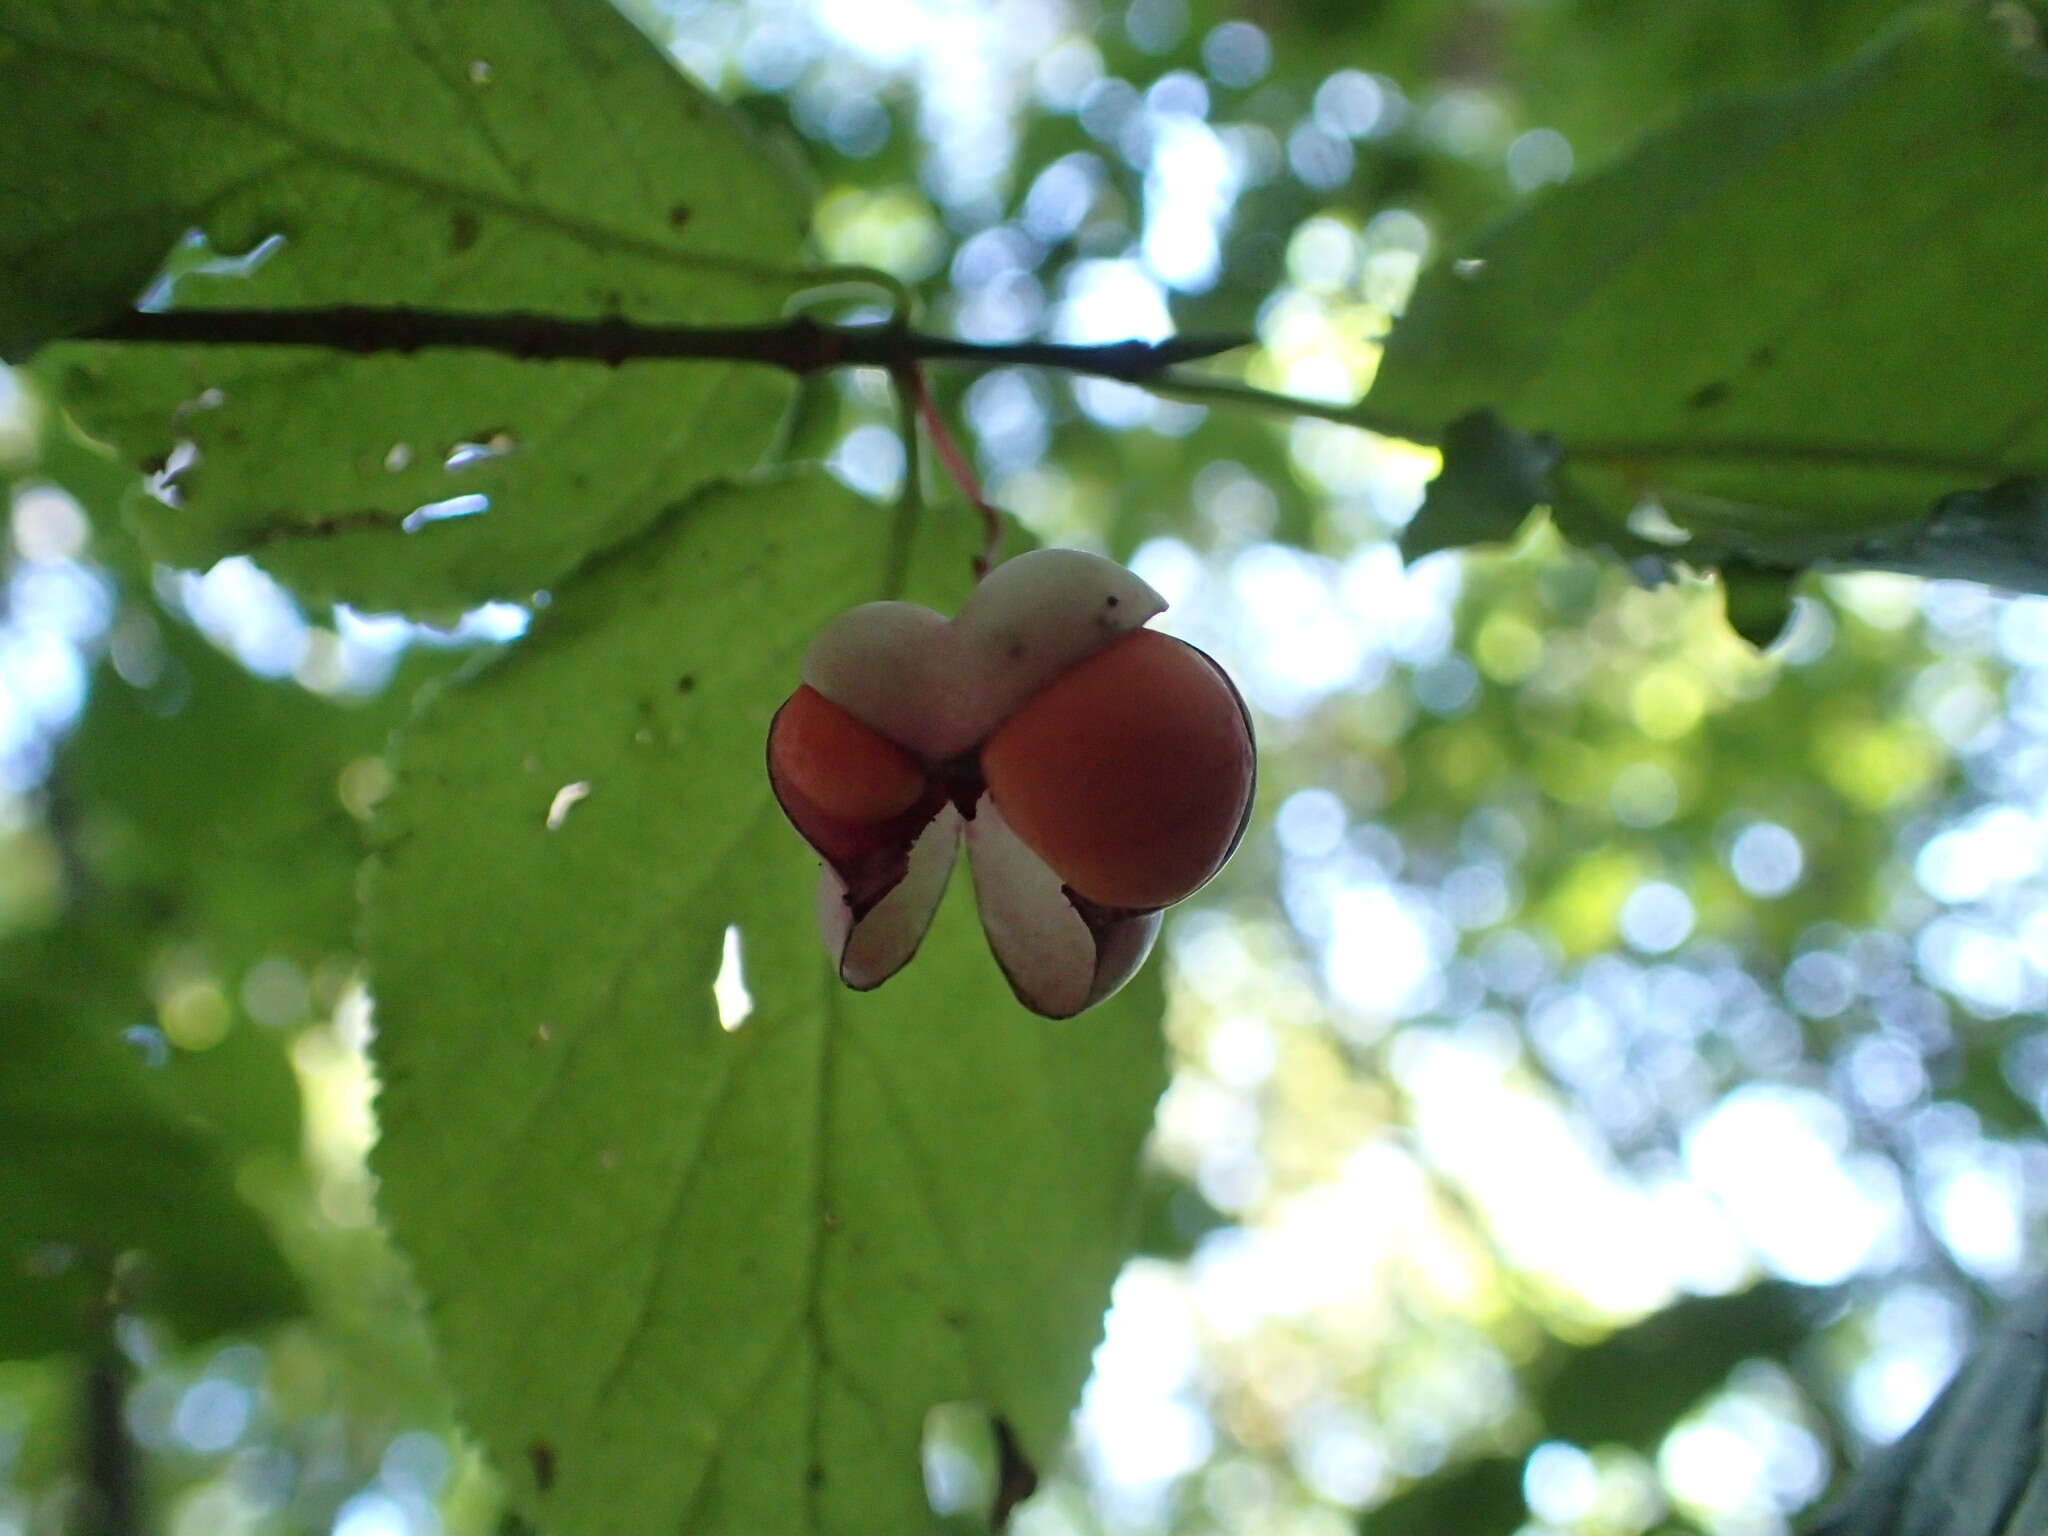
[3,1,2048,1534]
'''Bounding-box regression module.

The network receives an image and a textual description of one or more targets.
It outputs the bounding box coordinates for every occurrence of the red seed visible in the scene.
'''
[769,685,926,825]
[981,630,1253,910]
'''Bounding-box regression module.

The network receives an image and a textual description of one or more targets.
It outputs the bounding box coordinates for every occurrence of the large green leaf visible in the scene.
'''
[0,927,302,1360]
[1372,12,2048,591]
[9,0,808,613]
[366,472,1168,1534]
[1511,0,1921,158]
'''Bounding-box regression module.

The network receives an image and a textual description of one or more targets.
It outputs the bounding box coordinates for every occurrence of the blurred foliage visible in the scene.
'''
[0,922,301,1358]
[1810,1277,2048,1536]
[2,1,2046,1535]
[1534,1283,1827,1451]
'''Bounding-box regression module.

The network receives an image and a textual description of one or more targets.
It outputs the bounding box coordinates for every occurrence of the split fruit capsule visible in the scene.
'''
[766,548,1255,1018]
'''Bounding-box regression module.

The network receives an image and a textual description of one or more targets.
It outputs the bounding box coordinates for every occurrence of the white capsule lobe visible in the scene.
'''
[816,804,963,990]
[795,550,1166,763]
[785,547,1177,1016]
[944,549,1164,756]
[799,600,956,759]
[964,795,1161,1018]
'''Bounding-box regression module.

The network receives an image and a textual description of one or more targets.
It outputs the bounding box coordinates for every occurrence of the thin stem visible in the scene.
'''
[1144,372,1438,445]
[883,361,925,600]
[903,366,1001,580]
[894,367,926,515]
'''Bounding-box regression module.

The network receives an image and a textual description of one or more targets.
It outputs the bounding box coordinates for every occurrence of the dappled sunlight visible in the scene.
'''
[1684,1087,1904,1286]
[1065,510,2048,1533]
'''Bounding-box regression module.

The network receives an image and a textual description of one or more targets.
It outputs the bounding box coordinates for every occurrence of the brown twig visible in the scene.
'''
[82,306,1250,384]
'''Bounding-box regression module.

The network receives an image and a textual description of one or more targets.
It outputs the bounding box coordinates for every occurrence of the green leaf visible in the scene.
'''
[9,0,809,613]
[0,928,302,1359]
[1399,410,1559,561]
[1810,1280,2048,1536]
[366,471,1168,1534]
[1534,1282,1823,1450]
[1508,0,1921,160]
[1132,1167,1228,1262]
[1362,1456,1527,1536]
[1718,560,1800,650]
[1364,12,2048,589]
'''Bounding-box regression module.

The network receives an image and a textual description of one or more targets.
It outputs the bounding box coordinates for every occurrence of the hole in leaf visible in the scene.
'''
[338,756,395,822]
[401,493,490,533]
[203,232,286,280]
[1626,500,1691,546]
[166,556,309,678]
[444,432,517,471]
[139,230,288,309]
[121,1025,170,1067]
[921,1403,995,1520]
[713,924,753,1030]
[922,1405,1036,1528]
[146,439,199,507]
[545,781,591,830]
[384,443,413,473]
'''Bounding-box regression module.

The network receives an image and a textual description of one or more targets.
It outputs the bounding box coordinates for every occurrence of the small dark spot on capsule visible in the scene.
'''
[1687,380,1731,410]
[669,204,692,229]
[677,674,696,693]
[449,210,480,254]
[807,1463,825,1490]
[1749,344,1778,369]
[1105,594,1119,606]
[529,1441,557,1492]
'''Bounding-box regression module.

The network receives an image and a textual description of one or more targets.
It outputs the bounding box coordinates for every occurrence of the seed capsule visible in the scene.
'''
[766,547,1256,1016]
